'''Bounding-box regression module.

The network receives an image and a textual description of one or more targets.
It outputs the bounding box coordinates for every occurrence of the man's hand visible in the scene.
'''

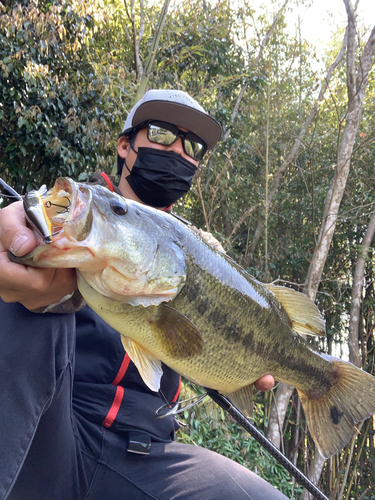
[0,201,77,310]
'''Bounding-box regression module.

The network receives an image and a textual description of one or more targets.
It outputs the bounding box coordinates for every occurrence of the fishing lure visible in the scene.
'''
[23,186,54,244]
[0,178,53,244]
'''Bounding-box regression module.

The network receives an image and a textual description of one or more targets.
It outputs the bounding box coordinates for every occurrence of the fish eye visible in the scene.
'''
[110,200,128,216]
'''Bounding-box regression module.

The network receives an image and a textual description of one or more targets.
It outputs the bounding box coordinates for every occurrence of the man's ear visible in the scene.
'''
[118,136,130,159]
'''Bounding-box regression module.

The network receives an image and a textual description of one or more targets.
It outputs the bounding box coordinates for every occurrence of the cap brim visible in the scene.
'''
[131,101,222,150]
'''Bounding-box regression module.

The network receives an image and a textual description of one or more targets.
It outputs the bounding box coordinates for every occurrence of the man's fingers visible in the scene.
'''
[0,201,37,256]
[254,374,275,392]
[0,266,77,309]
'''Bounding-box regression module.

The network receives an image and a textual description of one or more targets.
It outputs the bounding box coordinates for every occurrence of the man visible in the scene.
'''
[0,89,283,500]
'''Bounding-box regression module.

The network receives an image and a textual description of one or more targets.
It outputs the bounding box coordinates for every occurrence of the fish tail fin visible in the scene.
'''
[297,356,375,459]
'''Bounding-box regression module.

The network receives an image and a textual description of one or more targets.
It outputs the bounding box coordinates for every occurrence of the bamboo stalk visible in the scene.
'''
[343,421,370,500]
[265,83,270,272]
[339,422,364,499]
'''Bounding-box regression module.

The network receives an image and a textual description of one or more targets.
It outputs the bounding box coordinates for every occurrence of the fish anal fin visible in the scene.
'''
[297,356,375,459]
[264,284,325,337]
[224,385,254,419]
[120,336,162,392]
[148,303,204,359]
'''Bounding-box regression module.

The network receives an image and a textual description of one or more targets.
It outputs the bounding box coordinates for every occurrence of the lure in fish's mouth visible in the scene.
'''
[24,177,91,243]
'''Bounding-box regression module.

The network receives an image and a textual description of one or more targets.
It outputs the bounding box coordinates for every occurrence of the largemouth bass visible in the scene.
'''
[10,177,375,459]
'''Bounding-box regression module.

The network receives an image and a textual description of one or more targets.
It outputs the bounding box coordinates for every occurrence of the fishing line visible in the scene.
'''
[156,392,208,418]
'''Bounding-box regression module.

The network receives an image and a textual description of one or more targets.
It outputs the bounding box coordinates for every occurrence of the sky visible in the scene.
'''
[283,0,375,50]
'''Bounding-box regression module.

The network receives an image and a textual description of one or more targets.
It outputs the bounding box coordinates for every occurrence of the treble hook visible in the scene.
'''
[44,198,71,214]
[155,392,208,419]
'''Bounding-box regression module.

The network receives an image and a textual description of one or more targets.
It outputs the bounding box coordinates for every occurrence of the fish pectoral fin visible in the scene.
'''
[120,336,163,392]
[298,355,375,459]
[148,303,204,359]
[264,284,325,337]
[224,385,254,419]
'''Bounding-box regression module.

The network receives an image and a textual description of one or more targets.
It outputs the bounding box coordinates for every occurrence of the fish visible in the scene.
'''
[9,177,375,459]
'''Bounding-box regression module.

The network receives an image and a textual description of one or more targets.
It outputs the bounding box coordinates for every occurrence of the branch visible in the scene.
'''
[134,0,171,103]
[124,0,143,82]
[268,27,348,208]
[138,0,145,43]
[196,177,210,232]
[228,205,257,240]
[254,0,289,66]
[248,28,348,258]
[355,24,375,102]
[343,0,357,101]
[338,422,363,499]
[222,0,289,142]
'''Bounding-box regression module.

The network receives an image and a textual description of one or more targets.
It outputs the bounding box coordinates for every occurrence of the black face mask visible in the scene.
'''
[124,147,198,208]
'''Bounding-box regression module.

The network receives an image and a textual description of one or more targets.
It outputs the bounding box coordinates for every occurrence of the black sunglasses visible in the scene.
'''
[142,120,207,161]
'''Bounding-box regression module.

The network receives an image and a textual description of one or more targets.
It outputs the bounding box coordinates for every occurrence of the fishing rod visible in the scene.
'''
[156,389,329,500]
[0,178,23,201]
[2,176,327,499]
[205,389,329,500]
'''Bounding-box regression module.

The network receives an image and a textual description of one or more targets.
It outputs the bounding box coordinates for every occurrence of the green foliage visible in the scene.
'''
[175,381,302,498]
[0,0,124,196]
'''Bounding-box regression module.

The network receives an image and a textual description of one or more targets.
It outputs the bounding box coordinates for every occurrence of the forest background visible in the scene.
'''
[0,0,374,498]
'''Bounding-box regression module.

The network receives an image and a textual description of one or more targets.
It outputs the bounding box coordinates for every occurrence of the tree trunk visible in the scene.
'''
[301,3,375,495]
[263,3,350,464]
[348,211,375,367]
[124,0,145,83]
[305,16,375,300]
[300,453,326,500]
[266,383,294,449]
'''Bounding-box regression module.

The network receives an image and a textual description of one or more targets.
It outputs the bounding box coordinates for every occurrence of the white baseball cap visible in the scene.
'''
[121,89,222,150]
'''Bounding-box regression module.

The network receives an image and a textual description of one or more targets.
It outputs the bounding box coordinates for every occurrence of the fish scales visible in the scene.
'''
[10,177,375,460]
[167,253,337,396]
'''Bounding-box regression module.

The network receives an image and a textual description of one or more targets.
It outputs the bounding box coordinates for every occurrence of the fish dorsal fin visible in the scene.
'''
[148,303,204,359]
[224,385,254,419]
[264,284,325,337]
[120,336,163,392]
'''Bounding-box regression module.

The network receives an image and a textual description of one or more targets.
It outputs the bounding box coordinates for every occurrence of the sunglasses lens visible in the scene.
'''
[184,136,206,161]
[147,122,207,161]
[148,123,176,145]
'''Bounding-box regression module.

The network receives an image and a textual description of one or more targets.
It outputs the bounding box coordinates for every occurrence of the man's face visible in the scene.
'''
[117,125,200,206]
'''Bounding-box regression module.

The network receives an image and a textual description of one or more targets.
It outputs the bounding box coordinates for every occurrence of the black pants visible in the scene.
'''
[0,300,288,500]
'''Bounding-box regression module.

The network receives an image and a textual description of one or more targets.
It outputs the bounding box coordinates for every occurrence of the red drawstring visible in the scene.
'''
[99,172,115,192]
[102,353,131,428]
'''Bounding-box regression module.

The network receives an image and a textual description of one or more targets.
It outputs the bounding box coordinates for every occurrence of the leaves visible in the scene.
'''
[176,380,302,499]
[0,0,124,194]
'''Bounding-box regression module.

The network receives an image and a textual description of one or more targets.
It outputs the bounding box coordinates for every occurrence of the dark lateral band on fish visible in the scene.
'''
[9,176,375,461]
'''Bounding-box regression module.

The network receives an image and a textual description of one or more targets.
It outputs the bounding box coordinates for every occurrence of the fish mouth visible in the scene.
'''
[41,177,92,241]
